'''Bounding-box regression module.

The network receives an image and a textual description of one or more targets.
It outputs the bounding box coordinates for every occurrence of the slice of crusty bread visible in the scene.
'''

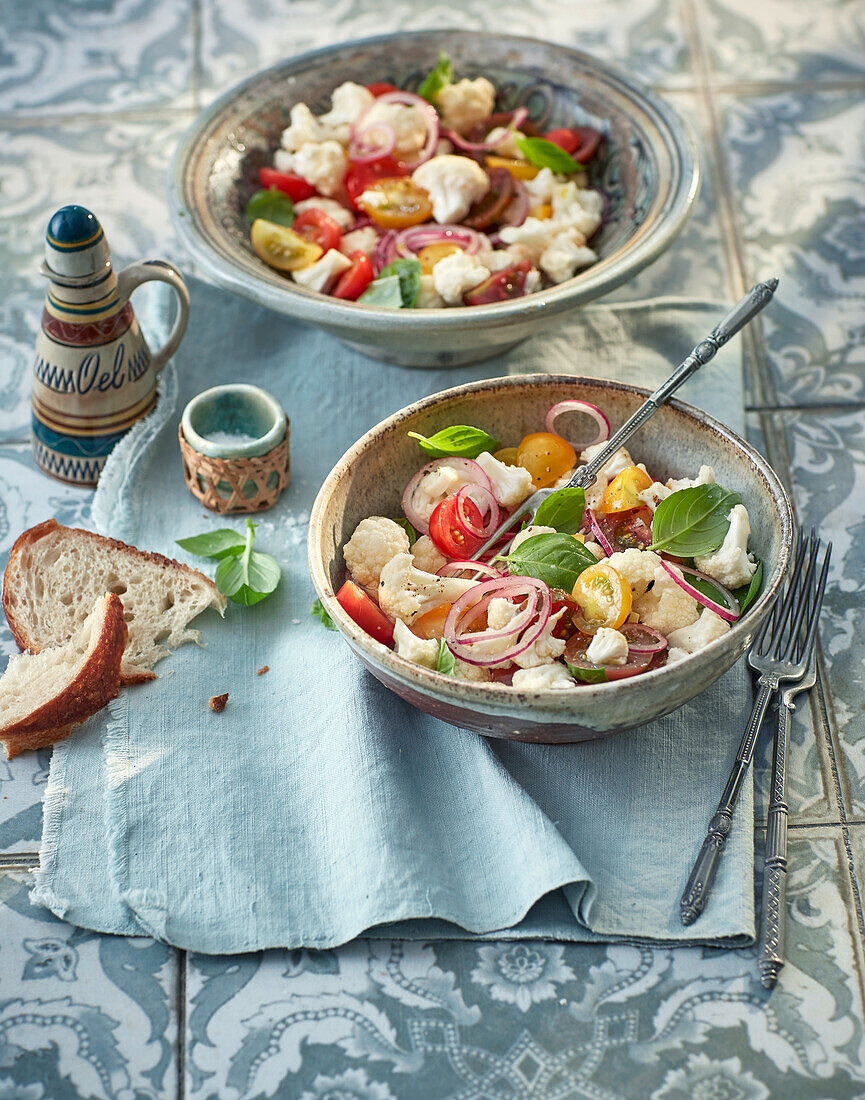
[0,592,126,758]
[3,520,226,684]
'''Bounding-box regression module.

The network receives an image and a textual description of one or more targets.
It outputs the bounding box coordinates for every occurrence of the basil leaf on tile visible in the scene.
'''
[176,529,247,559]
[244,188,295,227]
[436,639,456,676]
[407,425,501,459]
[310,597,337,630]
[358,274,403,308]
[393,517,419,546]
[418,50,453,104]
[214,520,281,606]
[533,486,586,534]
[379,258,422,307]
[648,484,741,556]
[515,136,579,174]
[502,532,597,591]
[734,558,763,615]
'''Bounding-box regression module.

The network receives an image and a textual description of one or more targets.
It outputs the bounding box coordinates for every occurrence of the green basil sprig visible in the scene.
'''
[418,51,453,104]
[310,597,337,630]
[407,425,501,459]
[501,532,597,592]
[359,259,421,308]
[392,517,419,546]
[516,136,580,174]
[648,484,741,557]
[532,486,586,535]
[177,519,281,606]
[244,188,295,226]
[733,559,763,615]
[436,639,456,676]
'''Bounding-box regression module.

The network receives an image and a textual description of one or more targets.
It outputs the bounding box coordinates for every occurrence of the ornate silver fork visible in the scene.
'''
[680,528,830,926]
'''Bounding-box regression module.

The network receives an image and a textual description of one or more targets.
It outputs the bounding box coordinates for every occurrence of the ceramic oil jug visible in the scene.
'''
[31,204,190,486]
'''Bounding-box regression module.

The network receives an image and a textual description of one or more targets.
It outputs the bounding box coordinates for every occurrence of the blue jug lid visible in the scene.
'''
[44,205,111,280]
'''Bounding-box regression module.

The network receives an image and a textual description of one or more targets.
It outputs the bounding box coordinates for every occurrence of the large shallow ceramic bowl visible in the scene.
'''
[308,375,794,743]
[170,31,699,367]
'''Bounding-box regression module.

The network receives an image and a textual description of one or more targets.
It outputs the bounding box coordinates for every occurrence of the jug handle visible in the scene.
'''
[116,260,190,373]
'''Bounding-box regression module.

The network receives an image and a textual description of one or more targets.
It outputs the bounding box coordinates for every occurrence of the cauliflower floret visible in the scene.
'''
[580,443,634,481]
[486,599,566,669]
[340,226,379,256]
[280,103,328,151]
[378,553,476,624]
[406,463,476,525]
[512,663,576,690]
[539,233,597,283]
[584,540,606,560]
[435,137,454,155]
[485,126,526,159]
[474,451,535,508]
[292,248,352,293]
[524,268,542,294]
[606,549,661,598]
[412,155,490,224]
[586,627,629,665]
[498,217,560,262]
[666,646,689,664]
[525,167,567,206]
[431,249,490,305]
[667,609,731,653]
[411,534,448,574]
[551,183,604,238]
[294,197,355,231]
[415,274,446,308]
[694,504,758,589]
[637,481,672,512]
[278,140,348,197]
[436,77,496,135]
[343,516,410,589]
[452,659,493,683]
[319,81,374,143]
[666,465,716,492]
[510,525,556,554]
[363,100,429,160]
[633,562,700,636]
[393,619,439,669]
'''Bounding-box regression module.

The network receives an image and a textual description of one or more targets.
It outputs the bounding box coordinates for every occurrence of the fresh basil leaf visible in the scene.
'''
[244,188,295,226]
[687,572,735,607]
[533,487,586,535]
[311,597,337,630]
[648,484,741,556]
[358,273,403,308]
[418,50,453,104]
[380,258,422,307]
[733,558,763,615]
[407,425,501,460]
[176,529,246,560]
[436,639,456,676]
[516,136,580,174]
[565,660,607,684]
[392,517,419,546]
[213,520,281,606]
[502,532,597,591]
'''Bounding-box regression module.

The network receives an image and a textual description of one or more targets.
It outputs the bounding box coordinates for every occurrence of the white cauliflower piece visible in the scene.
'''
[485,248,520,272]
[474,451,535,507]
[694,504,758,589]
[584,540,606,560]
[524,268,542,294]
[633,562,700,635]
[343,516,410,589]
[637,481,672,512]
[411,534,448,574]
[539,233,597,283]
[378,553,476,624]
[580,443,634,481]
[279,140,348,197]
[431,249,490,305]
[498,217,560,262]
[510,525,556,554]
[280,103,327,151]
[435,137,454,155]
[412,155,490,224]
[393,619,439,668]
[436,77,496,135]
[512,663,576,690]
[525,167,567,206]
[406,463,475,525]
[292,248,352,293]
[606,549,661,598]
[485,126,526,159]
[294,197,355,231]
[666,465,716,492]
[666,646,689,664]
[415,274,446,308]
[486,599,566,669]
[363,100,429,160]
[340,226,379,256]
[452,659,493,683]
[667,609,731,653]
[319,81,374,142]
[551,183,604,238]
[586,627,629,665]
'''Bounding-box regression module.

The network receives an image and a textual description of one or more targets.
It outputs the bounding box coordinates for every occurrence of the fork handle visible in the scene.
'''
[680,678,777,925]
[758,700,792,988]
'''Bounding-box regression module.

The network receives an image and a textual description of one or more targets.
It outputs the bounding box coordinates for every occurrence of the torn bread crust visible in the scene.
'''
[3,519,225,684]
[3,723,74,761]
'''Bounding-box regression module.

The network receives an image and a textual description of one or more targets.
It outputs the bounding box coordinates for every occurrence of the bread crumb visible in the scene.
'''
[209,693,229,712]
[256,666,269,675]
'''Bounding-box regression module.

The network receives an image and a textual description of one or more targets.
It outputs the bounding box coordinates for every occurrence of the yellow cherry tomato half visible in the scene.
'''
[601,465,654,514]
[530,203,553,220]
[250,219,322,272]
[485,155,540,180]
[413,603,452,640]
[417,243,462,274]
[516,432,578,489]
[571,562,633,633]
[356,177,433,228]
[492,446,520,467]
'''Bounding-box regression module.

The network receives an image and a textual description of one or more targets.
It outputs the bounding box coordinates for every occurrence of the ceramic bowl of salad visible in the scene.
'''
[308,375,794,743]
[170,30,699,367]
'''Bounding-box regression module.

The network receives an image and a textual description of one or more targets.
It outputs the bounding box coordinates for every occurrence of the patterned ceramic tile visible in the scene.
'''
[695,0,865,84]
[183,830,865,1098]
[0,870,180,1099]
[0,0,195,117]
[718,89,865,407]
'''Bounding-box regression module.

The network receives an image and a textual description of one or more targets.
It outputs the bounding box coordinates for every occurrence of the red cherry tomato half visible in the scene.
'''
[543,128,580,155]
[428,493,486,559]
[366,81,400,97]
[542,127,603,163]
[462,167,515,230]
[293,208,343,253]
[590,507,654,554]
[563,632,652,682]
[335,580,394,645]
[258,167,317,201]
[345,155,409,208]
[332,251,374,300]
[463,260,533,306]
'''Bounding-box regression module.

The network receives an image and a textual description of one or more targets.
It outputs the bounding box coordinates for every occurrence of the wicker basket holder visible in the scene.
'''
[178,422,290,514]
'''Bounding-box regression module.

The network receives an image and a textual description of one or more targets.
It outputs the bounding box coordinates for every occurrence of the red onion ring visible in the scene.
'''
[437,560,501,581]
[348,120,396,163]
[372,229,399,273]
[401,457,495,535]
[444,107,530,153]
[659,560,740,623]
[587,510,614,556]
[353,91,440,169]
[499,177,529,228]
[545,400,610,449]
[444,576,552,665]
[620,622,668,654]
[395,223,483,257]
[454,484,499,539]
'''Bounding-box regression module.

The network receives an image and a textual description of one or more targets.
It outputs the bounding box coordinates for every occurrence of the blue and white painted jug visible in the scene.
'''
[31,204,190,486]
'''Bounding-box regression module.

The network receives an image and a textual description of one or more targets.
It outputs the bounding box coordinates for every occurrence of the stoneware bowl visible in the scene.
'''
[308,375,794,743]
[170,30,699,367]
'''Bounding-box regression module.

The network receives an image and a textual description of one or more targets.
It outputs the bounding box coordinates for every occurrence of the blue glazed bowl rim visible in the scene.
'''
[181,383,287,458]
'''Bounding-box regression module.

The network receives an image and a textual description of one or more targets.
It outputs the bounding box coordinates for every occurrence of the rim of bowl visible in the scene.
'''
[181,383,287,458]
[169,30,700,331]
[308,373,794,705]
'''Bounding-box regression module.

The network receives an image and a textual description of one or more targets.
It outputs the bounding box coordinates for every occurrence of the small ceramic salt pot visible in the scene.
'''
[178,384,290,513]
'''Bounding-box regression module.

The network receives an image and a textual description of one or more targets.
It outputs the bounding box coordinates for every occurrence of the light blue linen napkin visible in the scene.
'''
[32,278,755,952]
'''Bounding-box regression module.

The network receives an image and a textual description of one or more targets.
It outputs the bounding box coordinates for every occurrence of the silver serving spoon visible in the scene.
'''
[473,278,780,561]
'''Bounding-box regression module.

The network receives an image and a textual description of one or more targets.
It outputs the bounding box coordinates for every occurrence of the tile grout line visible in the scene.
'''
[191,0,203,115]
[177,949,187,1100]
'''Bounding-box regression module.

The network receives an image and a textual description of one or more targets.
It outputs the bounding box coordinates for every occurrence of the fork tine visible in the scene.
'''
[779,531,821,662]
[796,541,831,667]
[753,528,801,653]
[757,528,808,657]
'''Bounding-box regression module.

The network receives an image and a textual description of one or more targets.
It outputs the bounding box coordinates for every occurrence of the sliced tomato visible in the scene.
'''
[591,507,654,553]
[356,177,432,228]
[428,494,485,559]
[293,208,343,252]
[543,128,580,154]
[417,242,462,274]
[258,167,317,201]
[367,81,400,97]
[250,219,322,271]
[601,465,654,514]
[345,156,408,208]
[463,168,514,230]
[516,430,577,489]
[564,632,652,682]
[550,590,579,640]
[463,261,533,306]
[484,155,539,181]
[335,580,394,645]
[571,562,632,633]
[332,250,374,300]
